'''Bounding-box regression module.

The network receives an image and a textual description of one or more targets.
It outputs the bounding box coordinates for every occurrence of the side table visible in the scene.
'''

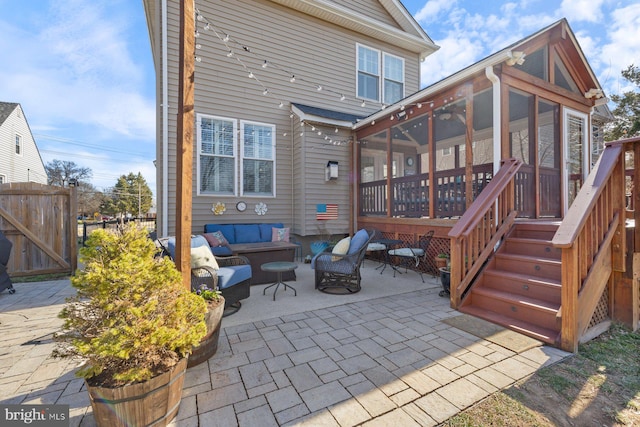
[261,261,298,301]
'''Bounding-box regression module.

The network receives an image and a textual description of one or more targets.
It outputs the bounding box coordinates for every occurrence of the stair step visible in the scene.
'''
[459,305,560,345]
[494,253,561,280]
[468,287,560,331]
[509,221,559,240]
[502,237,561,260]
[480,270,561,305]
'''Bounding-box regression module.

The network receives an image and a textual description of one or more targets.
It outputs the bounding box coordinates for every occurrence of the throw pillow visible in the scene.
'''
[271,227,290,242]
[190,245,219,270]
[331,236,351,261]
[203,231,228,247]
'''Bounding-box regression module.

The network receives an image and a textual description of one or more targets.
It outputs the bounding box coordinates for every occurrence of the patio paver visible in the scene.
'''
[0,266,572,426]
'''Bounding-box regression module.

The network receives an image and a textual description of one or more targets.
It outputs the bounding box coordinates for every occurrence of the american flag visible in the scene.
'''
[316,204,338,220]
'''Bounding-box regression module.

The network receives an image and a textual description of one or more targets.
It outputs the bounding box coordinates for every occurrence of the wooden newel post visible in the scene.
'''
[175,0,195,290]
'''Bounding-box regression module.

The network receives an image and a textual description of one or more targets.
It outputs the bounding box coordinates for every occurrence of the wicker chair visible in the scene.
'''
[158,236,251,316]
[313,229,374,294]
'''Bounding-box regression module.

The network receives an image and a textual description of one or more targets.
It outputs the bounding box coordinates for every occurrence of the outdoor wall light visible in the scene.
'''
[326,161,338,181]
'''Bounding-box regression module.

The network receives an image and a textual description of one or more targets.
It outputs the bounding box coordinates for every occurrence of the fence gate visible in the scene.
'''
[0,182,77,277]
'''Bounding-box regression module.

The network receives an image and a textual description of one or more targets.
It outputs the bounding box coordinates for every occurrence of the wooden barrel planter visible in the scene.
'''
[86,357,187,427]
[188,297,225,368]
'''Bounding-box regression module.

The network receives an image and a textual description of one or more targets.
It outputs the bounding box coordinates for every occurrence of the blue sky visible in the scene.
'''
[1,0,638,194]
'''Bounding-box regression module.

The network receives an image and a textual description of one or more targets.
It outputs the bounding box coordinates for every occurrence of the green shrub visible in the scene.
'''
[55,223,207,387]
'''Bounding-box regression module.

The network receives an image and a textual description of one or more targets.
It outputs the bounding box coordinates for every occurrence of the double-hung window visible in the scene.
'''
[241,121,275,196]
[357,45,404,105]
[383,53,404,104]
[357,45,380,102]
[198,114,236,195]
[15,134,22,155]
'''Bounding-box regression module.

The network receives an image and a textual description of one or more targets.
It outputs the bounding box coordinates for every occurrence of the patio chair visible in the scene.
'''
[158,236,251,316]
[312,229,374,294]
[387,230,435,283]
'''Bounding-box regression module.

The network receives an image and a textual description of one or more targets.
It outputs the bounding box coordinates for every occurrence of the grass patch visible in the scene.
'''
[446,323,640,426]
[11,273,70,283]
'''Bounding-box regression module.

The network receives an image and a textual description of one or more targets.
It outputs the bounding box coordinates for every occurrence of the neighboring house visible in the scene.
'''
[142,0,438,239]
[0,102,47,185]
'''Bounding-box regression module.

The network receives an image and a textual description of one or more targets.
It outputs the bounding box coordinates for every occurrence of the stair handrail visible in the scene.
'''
[448,158,522,307]
[552,138,634,352]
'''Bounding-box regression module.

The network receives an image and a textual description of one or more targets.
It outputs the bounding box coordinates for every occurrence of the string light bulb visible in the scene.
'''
[262,88,269,95]
[262,60,268,68]
[316,85,322,91]
[223,34,229,42]
[340,94,345,101]
[227,50,234,57]
[289,75,296,83]
[248,71,254,79]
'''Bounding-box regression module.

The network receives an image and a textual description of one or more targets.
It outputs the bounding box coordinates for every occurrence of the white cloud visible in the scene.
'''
[598,3,640,96]
[560,0,605,23]
[415,0,458,24]
[421,35,484,85]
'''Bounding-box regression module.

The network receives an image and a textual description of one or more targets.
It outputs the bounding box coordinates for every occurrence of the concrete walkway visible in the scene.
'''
[0,264,570,426]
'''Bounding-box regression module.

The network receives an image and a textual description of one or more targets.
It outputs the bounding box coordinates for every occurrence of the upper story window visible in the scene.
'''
[197,115,276,197]
[198,115,236,195]
[0,175,5,184]
[383,53,404,104]
[357,44,405,105]
[357,45,380,102]
[15,134,22,155]
[241,121,275,196]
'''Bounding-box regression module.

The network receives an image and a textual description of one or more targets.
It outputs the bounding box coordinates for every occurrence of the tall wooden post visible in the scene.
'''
[176,0,195,290]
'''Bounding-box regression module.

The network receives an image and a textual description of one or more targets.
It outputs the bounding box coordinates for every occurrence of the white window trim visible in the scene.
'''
[240,120,276,197]
[356,43,381,103]
[196,113,237,196]
[382,52,405,105]
[15,133,23,156]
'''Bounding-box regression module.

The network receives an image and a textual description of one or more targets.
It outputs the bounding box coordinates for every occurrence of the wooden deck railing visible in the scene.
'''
[448,158,522,307]
[552,139,633,352]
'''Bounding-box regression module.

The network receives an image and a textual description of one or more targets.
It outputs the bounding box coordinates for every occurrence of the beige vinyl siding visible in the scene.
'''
[0,106,47,184]
[157,0,422,235]
[331,0,399,27]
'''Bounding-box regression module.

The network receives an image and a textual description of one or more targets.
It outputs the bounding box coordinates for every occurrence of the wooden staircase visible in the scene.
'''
[459,221,562,345]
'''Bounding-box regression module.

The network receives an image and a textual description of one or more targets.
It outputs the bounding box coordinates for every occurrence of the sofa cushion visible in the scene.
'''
[259,223,283,241]
[211,245,233,256]
[235,224,261,243]
[190,246,219,270]
[216,265,252,290]
[347,229,370,255]
[166,235,209,259]
[271,227,290,242]
[204,224,236,244]
[203,231,228,247]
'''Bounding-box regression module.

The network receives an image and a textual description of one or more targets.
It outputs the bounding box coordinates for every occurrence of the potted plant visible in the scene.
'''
[311,223,332,255]
[188,285,225,368]
[434,252,449,269]
[54,223,207,427]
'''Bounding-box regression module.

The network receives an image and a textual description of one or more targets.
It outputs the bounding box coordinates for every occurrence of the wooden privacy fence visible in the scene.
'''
[0,182,77,277]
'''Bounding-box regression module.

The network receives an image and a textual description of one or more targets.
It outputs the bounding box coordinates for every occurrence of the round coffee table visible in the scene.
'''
[261,261,298,301]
